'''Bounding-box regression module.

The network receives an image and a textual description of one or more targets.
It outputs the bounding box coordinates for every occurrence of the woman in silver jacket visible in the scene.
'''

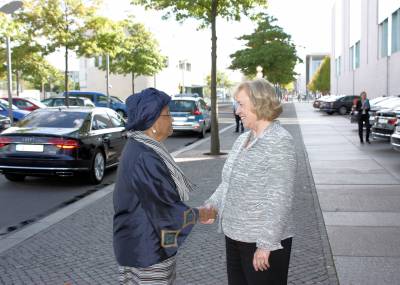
[204,79,297,285]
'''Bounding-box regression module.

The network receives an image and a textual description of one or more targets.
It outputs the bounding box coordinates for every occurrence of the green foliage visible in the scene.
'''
[230,13,302,85]
[308,56,330,94]
[204,70,233,96]
[105,18,166,79]
[131,0,267,154]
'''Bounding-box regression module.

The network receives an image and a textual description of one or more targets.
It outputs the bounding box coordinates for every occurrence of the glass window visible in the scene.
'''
[107,110,125,127]
[92,114,113,130]
[17,110,89,128]
[355,41,360,68]
[98,96,108,104]
[392,9,400,53]
[169,100,196,113]
[379,19,388,58]
[349,46,354,70]
[54,98,66,106]
[335,57,341,76]
[14,100,33,108]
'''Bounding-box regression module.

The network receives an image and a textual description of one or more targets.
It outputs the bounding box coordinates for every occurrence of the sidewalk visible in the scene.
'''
[294,102,400,285]
[0,103,337,285]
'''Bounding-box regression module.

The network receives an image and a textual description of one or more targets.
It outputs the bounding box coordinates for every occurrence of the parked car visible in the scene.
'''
[0,99,30,122]
[64,91,127,118]
[319,95,358,115]
[0,115,11,132]
[371,107,400,140]
[41,96,95,107]
[369,97,400,125]
[169,96,211,138]
[1,97,46,111]
[390,125,400,151]
[0,107,126,184]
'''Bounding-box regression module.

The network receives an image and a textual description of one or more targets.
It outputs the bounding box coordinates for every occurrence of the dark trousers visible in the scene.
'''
[358,114,370,142]
[225,236,292,285]
[235,115,244,132]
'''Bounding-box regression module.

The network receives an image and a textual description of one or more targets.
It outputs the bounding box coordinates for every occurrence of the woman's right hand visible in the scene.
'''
[197,205,217,224]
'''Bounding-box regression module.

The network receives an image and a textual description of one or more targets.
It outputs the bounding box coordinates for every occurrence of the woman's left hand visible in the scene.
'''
[253,248,270,271]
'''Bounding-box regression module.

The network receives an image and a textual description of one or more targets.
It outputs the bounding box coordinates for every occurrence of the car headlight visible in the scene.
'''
[396,126,400,133]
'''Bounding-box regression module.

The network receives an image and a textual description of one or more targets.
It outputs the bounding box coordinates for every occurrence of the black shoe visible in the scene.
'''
[235,130,239,133]
[366,140,371,144]
[360,140,364,144]
[241,129,244,133]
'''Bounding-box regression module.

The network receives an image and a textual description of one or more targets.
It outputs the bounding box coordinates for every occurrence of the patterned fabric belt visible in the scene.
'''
[119,256,177,285]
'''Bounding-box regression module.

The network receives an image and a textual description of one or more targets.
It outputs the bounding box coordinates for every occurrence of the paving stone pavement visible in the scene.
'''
[0,103,339,284]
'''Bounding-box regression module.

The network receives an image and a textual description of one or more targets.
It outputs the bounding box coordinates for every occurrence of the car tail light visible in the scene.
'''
[193,108,202,115]
[48,138,80,149]
[0,137,12,148]
[388,119,398,125]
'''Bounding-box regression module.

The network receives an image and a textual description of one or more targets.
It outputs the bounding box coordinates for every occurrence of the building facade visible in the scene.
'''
[331,0,400,98]
[306,54,329,94]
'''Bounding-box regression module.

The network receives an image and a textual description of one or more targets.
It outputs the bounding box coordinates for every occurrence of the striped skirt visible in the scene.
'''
[119,256,177,285]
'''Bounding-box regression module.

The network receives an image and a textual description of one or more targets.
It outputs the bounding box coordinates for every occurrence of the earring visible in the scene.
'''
[152,129,157,134]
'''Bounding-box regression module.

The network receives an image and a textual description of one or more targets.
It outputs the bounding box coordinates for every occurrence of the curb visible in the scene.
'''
[0,123,235,255]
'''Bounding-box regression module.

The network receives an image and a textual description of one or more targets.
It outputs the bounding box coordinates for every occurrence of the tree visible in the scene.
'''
[19,0,100,99]
[99,17,166,94]
[204,70,233,97]
[308,56,330,95]
[230,14,302,86]
[131,0,267,155]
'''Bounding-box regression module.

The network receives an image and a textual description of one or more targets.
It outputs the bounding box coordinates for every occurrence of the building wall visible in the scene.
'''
[331,0,400,98]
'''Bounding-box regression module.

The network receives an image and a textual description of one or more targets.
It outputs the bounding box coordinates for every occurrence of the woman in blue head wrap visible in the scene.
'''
[113,88,214,285]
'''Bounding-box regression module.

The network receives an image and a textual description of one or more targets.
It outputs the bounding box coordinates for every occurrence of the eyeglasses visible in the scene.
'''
[159,114,171,117]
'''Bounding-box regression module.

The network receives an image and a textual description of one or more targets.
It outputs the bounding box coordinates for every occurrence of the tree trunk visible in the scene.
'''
[16,71,20,97]
[131,72,135,94]
[210,0,220,155]
[65,44,69,107]
[41,80,45,99]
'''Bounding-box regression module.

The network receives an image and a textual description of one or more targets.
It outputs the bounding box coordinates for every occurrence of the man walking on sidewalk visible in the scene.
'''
[233,100,244,133]
[356,91,371,144]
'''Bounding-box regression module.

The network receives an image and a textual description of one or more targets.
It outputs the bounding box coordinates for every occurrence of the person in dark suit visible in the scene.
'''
[356,91,371,144]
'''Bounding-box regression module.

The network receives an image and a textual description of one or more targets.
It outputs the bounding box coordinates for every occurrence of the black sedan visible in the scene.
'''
[0,107,126,184]
[319,95,358,115]
[0,115,11,132]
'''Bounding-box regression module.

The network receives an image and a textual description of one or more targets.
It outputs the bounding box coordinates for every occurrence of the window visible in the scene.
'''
[349,46,354,70]
[92,114,113,130]
[17,111,89,128]
[355,41,360,68]
[379,19,388,58]
[335,56,341,76]
[392,9,400,53]
[186,62,191,72]
[169,100,196,113]
[98,96,108,104]
[14,100,33,108]
[107,111,125,128]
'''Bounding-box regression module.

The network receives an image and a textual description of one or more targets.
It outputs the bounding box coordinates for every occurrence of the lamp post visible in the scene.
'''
[256,65,263,79]
[1,0,23,124]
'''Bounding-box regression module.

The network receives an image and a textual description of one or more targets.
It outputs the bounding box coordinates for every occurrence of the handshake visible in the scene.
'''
[197,206,218,224]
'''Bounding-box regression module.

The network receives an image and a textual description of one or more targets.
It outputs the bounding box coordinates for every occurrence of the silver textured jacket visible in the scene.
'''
[206,121,297,251]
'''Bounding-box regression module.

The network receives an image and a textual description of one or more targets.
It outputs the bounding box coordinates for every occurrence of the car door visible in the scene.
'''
[106,109,126,161]
[91,112,119,165]
[198,99,211,129]
[96,95,110,108]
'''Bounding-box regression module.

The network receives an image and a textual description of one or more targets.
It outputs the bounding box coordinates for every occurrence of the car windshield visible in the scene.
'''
[0,99,18,110]
[16,110,89,128]
[169,100,196,113]
[26,98,47,108]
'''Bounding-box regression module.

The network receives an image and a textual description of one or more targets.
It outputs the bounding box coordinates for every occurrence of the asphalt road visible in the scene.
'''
[0,104,234,236]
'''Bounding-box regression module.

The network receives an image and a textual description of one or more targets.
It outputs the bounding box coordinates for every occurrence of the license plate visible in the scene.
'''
[378,118,388,124]
[16,144,44,152]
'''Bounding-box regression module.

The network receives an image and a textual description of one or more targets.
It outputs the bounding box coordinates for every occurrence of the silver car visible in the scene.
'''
[169,96,211,138]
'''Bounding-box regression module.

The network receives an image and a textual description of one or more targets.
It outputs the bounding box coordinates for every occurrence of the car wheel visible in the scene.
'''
[4,173,25,182]
[116,110,126,118]
[338,106,347,115]
[89,150,105,184]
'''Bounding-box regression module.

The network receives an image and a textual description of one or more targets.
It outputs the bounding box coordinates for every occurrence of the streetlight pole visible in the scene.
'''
[1,0,23,124]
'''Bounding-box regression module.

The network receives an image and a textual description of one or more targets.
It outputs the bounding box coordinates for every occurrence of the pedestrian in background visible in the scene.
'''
[113,88,213,285]
[356,91,371,144]
[233,100,244,133]
[203,79,297,285]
